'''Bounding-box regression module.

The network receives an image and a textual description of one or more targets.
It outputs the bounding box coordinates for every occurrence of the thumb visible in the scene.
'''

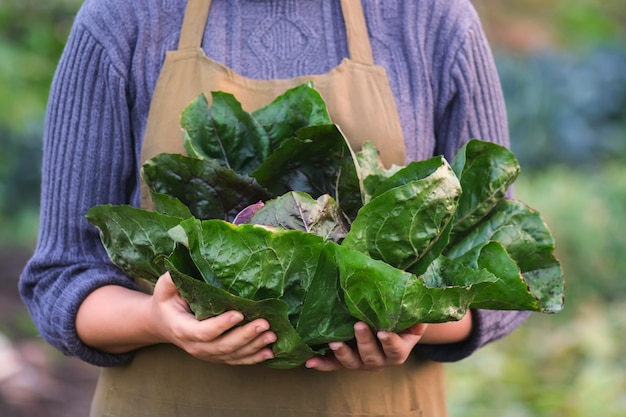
[153,272,179,299]
[406,323,428,336]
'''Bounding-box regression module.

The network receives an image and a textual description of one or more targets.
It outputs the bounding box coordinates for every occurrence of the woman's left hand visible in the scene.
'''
[305,321,428,372]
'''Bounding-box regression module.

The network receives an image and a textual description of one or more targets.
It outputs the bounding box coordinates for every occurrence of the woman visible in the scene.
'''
[20,0,529,415]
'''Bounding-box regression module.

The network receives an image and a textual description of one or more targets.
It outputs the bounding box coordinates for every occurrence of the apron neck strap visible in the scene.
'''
[177,0,374,65]
[340,0,374,64]
[178,0,212,50]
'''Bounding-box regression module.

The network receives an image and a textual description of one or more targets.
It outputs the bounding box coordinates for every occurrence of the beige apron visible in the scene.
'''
[91,1,447,416]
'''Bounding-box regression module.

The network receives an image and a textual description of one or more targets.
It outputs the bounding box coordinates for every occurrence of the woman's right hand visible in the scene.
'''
[76,272,276,365]
[149,272,276,365]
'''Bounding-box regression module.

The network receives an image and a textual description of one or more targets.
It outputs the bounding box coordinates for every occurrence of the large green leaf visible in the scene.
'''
[336,241,554,330]
[150,192,193,219]
[142,153,274,221]
[252,82,332,150]
[425,244,540,312]
[335,245,426,331]
[341,157,461,270]
[85,205,181,284]
[167,218,220,288]
[466,242,542,310]
[450,139,520,236]
[251,124,362,218]
[446,200,564,313]
[181,92,269,174]
[169,219,358,348]
[295,244,356,346]
[169,219,327,320]
[168,262,317,369]
[335,245,489,330]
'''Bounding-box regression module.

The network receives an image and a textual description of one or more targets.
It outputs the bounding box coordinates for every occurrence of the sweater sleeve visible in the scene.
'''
[18,20,140,367]
[413,11,530,363]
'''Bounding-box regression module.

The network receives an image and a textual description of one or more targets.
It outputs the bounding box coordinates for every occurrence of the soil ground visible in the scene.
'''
[0,248,99,417]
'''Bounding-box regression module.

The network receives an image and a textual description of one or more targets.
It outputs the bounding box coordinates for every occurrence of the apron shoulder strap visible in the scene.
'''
[340,0,374,65]
[178,0,212,50]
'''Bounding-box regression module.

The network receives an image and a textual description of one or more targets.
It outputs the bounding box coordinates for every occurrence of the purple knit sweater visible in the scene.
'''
[19,0,529,367]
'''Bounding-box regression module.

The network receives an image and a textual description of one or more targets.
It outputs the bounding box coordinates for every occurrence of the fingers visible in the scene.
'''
[153,272,176,299]
[152,273,276,365]
[307,322,428,372]
[176,313,276,365]
[405,322,428,336]
[353,322,386,369]
[376,333,412,365]
[153,272,188,311]
[304,349,343,372]
[377,323,427,363]
[306,323,382,371]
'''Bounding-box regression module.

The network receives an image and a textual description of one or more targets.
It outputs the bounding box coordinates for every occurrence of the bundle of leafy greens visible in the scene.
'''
[86,83,564,368]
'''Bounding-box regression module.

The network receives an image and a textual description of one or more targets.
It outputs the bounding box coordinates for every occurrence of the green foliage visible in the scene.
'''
[474,0,626,50]
[553,0,625,46]
[0,0,81,131]
[87,85,563,368]
[0,0,81,248]
[447,302,626,417]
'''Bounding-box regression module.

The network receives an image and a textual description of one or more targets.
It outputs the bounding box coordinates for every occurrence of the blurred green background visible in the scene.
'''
[0,0,624,416]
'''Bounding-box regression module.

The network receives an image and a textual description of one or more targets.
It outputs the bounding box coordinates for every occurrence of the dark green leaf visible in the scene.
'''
[295,244,357,346]
[335,245,484,329]
[85,205,181,284]
[407,220,453,277]
[252,82,332,151]
[251,124,362,218]
[150,192,193,219]
[451,139,520,235]
[168,261,317,369]
[468,242,542,310]
[181,92,269,174]
[424,244,540,312]
[341,158,461,271]
[335,245,425,331]
[168,220,221,288]
[142,153,274,221]
[170,219,327,319]
[446,199,564,313]
[165,242,204,282]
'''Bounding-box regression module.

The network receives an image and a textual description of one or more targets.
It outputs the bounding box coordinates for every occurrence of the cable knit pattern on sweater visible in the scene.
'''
[19,0,529,367]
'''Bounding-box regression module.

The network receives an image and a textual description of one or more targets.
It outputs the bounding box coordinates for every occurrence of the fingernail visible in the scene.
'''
[329,342,342,351]
[354,322,368,333]
[230,312,244,323]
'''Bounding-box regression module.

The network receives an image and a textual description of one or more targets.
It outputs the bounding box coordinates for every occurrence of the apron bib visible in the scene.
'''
[91,1,447,416]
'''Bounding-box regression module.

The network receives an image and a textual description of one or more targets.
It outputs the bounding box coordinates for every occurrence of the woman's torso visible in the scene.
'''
[91,0,450,416]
